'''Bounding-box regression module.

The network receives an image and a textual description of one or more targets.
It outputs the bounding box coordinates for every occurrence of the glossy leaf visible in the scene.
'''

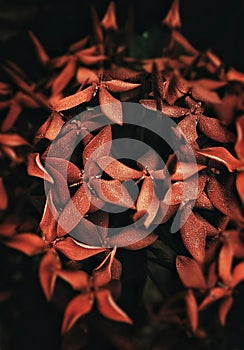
[99,86,123,125]
[27,153,54,183]
[97,156,142,181]
[198,115,235,143]
[178,114,198,144]
[53,84,95,112]
[105,80,140,93]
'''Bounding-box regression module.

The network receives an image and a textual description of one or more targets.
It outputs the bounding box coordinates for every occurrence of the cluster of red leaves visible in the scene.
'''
[0,1,244,348]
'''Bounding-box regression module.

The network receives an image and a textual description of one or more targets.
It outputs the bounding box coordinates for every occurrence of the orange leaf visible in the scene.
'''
[35,112,64,142]
[105,80,140,93]
[29,31,50,65]
[0,177,8,210]
[39,249,61,301]
[1,101,22,132]
[53,84,95,112]
[82,125,112,165]
[76,67,99,85]
[96,289,132,324]
[27,153,54,183]
[97,156,142,181]
[199,288,229,310]
[40,193,58,242]
[0,224,16,238]
[196,147,243,172]
[176,256,207,289]
[62,293,93,334]
[178,114,198,144]
[0,133,29,147]
[171,162,206,181]
[231,261,244,288]
[93,248,116,288]
[101,2,118,31]
[4,233,45,256]
[162,0,181,29]
[198,115,235,143]
[218,241,233,286]
[235,116,244,160]
[58,270,89,291]
[52,59,77,96]
[219,296,233,326]
[236,172,244,203]
[57,185,90,236]
[55,237,105,260]
[206,176,243,222]
[99,86,123,125]
[185,289,198,333]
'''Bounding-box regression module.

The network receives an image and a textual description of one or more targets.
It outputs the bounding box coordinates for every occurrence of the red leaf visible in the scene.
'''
[218,241,233,286]
[172,30,199,55]
[57,185,90,236]
[0,224,16,238]
[180,211,219,263]
[58,270,89,291]
[35,112,64,142]
[235,116,244,160]
[0,133,29,147]
[91,6,104,44]
[52,59,77,96]
[123,232,158,250]
[55,237,105,260]
[199,288,229,310]
[191,85,221,104]
[96,289,132,324]
[176,256,207,289]
[194,191,214,210]
[76,67,99,85]
[29,31,50,65]
[62,293,93,334]
[77,53,107,66]
[68,36,89,53]
[27,153,54,183]
[82,125,112,165]
[162,0,181,29]
[44,158,81,184]
[1,101,22,132]
[101,2,118,31]
[171,162,206,181]
[4,233,45,256]
[99,86,123,125]
[53,84,95,112]
[178,114,198,144]
[97,156,142,181]
[231,262,244,288]
[0,178,8,210]
[39,249,61,300]
[91,179,135,209]
[93,248,116,287]
[40,193,58,242]
[219,296,233,326]
[198,115,235,143]
[185,289,198,333]
[196,147,243,172]
[236,172,244,203]
[105,80,140,93]
[226,67,244,83]
[206,176,243,222]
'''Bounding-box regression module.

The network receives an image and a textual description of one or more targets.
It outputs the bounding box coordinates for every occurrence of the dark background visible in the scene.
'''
[0,0,243,70]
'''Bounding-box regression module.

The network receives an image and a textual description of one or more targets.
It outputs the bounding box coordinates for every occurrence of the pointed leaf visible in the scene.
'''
[218,241,233,286]
[236,172,244,203]
[62,293,93,334]
[97,156,142,181]
[171,162,206,181]
[76,67,99,85]
[162,0,181,29]
[99,86,123,125]
[83,125,112,165]
[1,101,22,132]
[178,114,198,144]
[53,84,95,112]
[0,133,29,147]
[57,185,90,236]
[101,2,118,31]
[219,296,233,326]
[29,31,49,65]
[96,289,132,324]
[176,256,207,289]
[198,115,235,143]
[58,270,89,291]
[52,59,77,96]
[199,288,229,310]
[93,248,116,287]
[39,249,61,300]
[196,147,243,172]
[4,233,45,256]
[105,80,140,93]
[27,153,54,183]
[55,237,105,260]
[232,262,244,288]
[185,289,198,333]
[235,116,244,160]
